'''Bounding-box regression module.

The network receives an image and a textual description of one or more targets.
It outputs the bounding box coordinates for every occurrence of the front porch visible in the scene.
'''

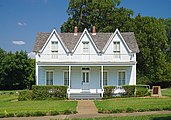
[36,62,136,99]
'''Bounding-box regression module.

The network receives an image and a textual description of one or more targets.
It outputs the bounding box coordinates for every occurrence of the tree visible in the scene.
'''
[61,0,133,32]
[0,49,35,90]
[134,15,169,87]
[163,18,171,61]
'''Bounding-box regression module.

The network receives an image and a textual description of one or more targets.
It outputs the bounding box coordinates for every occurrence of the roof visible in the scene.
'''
[33,30,139,53]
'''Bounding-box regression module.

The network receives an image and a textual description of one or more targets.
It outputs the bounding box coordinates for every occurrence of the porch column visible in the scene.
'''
[101,65,104,97]
[69,66,71,89]
[36,63,38,85]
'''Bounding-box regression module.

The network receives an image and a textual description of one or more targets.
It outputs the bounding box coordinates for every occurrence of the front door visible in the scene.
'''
[82,70,90,90]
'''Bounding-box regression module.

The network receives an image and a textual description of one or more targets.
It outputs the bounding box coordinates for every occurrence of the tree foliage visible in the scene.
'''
[61,0,133,32]
[61,0,171,88]
[0,49,35,90]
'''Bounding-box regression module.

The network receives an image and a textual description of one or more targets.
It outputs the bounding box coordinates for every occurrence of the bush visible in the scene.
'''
[136,86,149,97]
[103,86,116,98]
[31,111,46,116]
[18,90,32,101]
[32,85,68,100]
[112,109,123,113]
[123,85,135,97]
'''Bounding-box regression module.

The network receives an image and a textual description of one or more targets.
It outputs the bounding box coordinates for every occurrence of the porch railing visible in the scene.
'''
[37,53,135,62]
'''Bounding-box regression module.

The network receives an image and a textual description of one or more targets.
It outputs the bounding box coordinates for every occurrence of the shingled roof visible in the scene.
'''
[33,30,139,53]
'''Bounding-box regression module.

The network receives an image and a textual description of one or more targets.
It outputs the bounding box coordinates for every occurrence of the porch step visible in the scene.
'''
[69,93,101,100]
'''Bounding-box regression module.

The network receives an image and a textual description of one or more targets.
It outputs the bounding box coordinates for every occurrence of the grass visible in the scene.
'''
[161,88,171,97]
[0,92,77,116]
[70,114,171,120]
[95,97,171,113]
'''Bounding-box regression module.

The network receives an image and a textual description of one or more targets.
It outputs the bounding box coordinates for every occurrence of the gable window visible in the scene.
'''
[82,42,89,53]
[64,71,69,86]
[118,71,125,86]
[46,71,53,85]
[51,41,58,59]
[113,42,120,58]
[100,71,108,86]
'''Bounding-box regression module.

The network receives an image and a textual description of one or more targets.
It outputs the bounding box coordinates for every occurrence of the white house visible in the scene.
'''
[33,26,139,99]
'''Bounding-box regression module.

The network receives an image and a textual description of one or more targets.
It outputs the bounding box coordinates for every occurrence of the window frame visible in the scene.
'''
[113,41,120,58]
[100,70,108,86]
[51,41,58,59]
[117,70,126,86]
[63,70,69,86]
[82,41,90,53]
[45,70,54,85]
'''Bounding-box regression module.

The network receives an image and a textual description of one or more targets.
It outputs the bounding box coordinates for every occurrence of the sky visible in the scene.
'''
[0,0,171,55]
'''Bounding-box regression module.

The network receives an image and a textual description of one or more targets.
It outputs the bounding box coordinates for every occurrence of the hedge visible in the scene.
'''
[18,90,32,101]
[32,85,68,100]
[18,85,68,101]
[103,86,116,98]
[104,85,150,98]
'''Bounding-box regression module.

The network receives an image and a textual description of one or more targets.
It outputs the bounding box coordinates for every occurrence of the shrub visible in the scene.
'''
[16,112,25,117]
[123,85,135,97]
[18,90,32,101]
[32,85,68,100]
[136,86,149,97]
[103,86,116,98]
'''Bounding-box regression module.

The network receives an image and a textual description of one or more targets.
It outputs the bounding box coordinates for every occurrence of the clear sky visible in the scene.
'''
[0,0,171,54]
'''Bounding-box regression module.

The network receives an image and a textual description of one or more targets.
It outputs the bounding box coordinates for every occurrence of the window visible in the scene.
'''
[100,71,108,86]
[64,71,69,86]
[82,71,89,83]
[118,71,125,86]
[83,42,89,53]
[51,41,58,59]
[113,42,120,58]
[46,71,53,85]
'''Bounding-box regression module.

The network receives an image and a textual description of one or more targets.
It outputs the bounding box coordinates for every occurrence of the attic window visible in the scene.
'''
[113,42,120,58]
[82,41,89,53]
[51,41,58,59]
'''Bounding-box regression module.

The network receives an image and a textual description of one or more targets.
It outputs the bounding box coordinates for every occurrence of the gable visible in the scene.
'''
[39,29,69,54]
[72,28,100,54]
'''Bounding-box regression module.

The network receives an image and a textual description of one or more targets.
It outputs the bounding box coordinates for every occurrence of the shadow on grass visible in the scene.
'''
[152,116,171,120]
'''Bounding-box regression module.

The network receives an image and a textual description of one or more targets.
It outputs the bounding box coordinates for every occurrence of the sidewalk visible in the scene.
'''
[76,100,98,114]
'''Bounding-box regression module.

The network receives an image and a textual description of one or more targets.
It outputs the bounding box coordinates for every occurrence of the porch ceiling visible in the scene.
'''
[37,61,136,66]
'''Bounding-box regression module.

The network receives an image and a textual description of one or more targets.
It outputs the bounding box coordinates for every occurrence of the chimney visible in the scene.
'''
[92,26,96,35]
[74,26,78,35]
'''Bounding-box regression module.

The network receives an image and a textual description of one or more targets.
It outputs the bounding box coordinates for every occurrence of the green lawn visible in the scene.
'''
[95,97,171,113]
[0,93,77,115]
[71,114,171,120]
[162,88,171,97]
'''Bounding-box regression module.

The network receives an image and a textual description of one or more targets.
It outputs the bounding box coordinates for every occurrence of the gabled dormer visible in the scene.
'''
[72,28,100,55]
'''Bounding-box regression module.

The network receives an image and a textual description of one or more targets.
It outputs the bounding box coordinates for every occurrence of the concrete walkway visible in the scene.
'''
[76,100,98,114]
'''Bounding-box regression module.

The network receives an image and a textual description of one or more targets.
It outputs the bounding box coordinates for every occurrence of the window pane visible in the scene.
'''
[51,41,58,51]
[86,72,89,83]
[103,72,107,86]
[46,71,53,85]
[118,72,125,86]
[83,72,85,82]
[64,72,69,86]
[83,42,89,53]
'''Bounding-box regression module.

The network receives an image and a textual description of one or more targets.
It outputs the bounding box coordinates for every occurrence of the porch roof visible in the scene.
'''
[37,61,136,66]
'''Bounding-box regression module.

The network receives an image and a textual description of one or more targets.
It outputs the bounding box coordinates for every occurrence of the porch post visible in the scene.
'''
[68,65,71,99]
[101,65,104,97]
[69,66,71,89]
